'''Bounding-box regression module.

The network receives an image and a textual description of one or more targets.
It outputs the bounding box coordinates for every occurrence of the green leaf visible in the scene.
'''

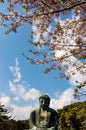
[5,31,10,35]
[77,84,83,89]
[0,0,4,3]
[28,39,33,44]
[0,24,3,26]
[22,6,30,14]
[56,22,61,28]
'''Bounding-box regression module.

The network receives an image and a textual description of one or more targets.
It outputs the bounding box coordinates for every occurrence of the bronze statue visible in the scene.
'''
[30,94,58,130]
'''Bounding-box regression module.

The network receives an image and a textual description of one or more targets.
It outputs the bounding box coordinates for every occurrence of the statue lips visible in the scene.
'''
[41,104,49,110]
[30,94,58,130]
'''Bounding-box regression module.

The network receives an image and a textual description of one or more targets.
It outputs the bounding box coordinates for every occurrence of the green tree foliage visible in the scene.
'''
[58,101,86,130]
[0,101,86,130]
[0,103,10,121]
[0,103,11,130]
[16,120,30,130]
[0,103,29,130]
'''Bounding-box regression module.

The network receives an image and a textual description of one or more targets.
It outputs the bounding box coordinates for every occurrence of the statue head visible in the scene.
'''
[39,94,50,110]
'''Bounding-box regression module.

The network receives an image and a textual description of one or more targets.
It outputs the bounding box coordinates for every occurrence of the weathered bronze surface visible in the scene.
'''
[30,94,58,130]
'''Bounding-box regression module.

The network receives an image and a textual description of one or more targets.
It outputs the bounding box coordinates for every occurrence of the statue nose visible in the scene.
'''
[42,101,45,104]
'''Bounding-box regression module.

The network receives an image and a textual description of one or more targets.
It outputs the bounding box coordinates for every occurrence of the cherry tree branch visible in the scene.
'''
[0,1,86,18]
[41,1,86,15]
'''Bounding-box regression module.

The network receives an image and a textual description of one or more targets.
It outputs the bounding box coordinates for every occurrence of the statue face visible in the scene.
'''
[39,98,50,110]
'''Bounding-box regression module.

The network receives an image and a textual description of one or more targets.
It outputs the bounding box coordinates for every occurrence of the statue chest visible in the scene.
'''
[38,111,51,126]
[40,111,50,118]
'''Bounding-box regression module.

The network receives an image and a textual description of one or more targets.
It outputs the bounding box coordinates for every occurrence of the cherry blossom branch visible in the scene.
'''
[39,1,86,16]
[0,1,86,19]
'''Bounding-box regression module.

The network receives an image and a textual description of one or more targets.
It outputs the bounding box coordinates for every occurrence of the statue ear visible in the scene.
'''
[35,109,40,126]
[30,110,36,126]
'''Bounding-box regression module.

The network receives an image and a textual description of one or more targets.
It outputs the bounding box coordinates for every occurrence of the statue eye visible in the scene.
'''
[40,99,44,103]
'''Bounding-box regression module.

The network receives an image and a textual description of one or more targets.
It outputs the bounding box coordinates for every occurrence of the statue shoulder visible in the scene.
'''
[30,108,40,126]
[49,108,58,115]
[31,109,36,113]
[30,108,40,116]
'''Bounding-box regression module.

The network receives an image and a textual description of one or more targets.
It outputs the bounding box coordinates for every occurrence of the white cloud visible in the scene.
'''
[50,87,76,110]
[17,84,26,95]
[0,96,10,107]
[55,50,66,58]
[8,56,82,120]
[0,96,38,120]
[9,57,40,101]
[64,60,86,87]
[11,105,34,120]
[32,20,41,43]
[6,56,85,121]
[0,87,77,120]
[8,80,40,101]
[0,88,76,121]
[13,97,19,101]
[9,80,17,93]
[32,19,52,44]
[32,12,85,90]
[7,57,41,120]
[69,70,86,86]
[9,57,21,83]
[54,19,86,91]
[24,88,40,101]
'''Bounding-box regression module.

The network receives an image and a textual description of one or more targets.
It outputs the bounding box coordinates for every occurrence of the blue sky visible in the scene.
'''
[0,24,69,118]
[0,2,86,120]
[0,22,85,120]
